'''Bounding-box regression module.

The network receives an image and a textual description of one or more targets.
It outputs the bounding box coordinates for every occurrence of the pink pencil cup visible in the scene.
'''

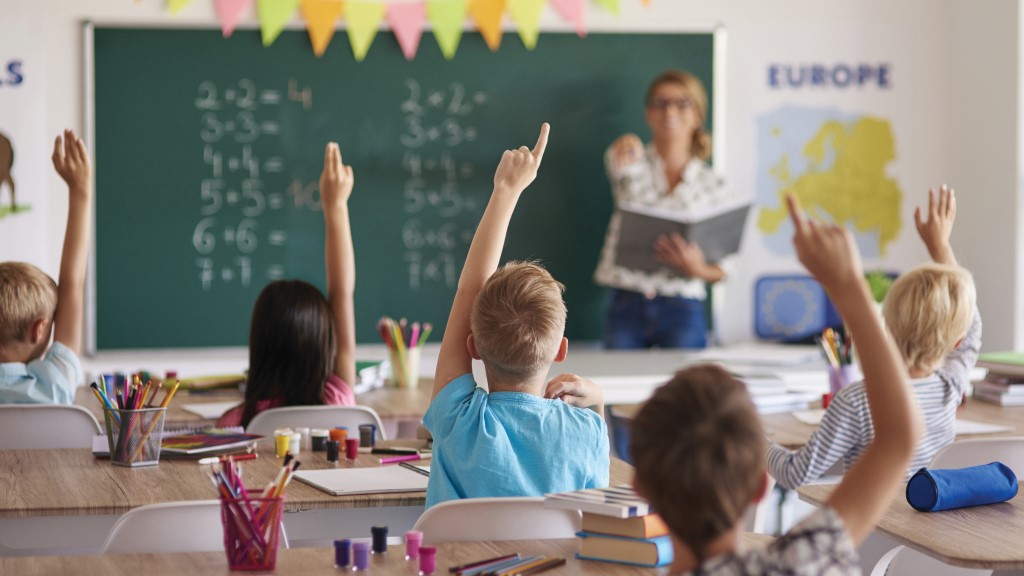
[220,496,284,571]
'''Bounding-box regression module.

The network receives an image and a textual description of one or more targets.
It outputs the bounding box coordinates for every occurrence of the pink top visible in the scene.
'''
[216,373,356,428]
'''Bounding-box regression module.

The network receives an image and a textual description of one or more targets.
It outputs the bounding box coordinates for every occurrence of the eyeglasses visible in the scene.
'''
[647,97,695,111]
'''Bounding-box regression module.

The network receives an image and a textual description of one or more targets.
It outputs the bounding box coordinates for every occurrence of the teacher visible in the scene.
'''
[594,70,733,350]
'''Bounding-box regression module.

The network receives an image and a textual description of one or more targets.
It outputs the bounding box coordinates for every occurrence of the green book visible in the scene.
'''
[977,352,1024,377]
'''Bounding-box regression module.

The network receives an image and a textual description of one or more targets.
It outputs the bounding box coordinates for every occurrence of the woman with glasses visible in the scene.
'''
[593,70,734,349]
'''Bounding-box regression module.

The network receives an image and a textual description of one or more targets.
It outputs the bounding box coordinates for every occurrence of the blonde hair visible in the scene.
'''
[631,365,765,564]
[0,262,57,347]
[883,263,976,373]
[646,69,712,160]
[470,261,567,382]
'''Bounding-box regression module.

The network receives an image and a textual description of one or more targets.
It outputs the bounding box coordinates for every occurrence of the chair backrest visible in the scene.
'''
[871,545,991,576]
[100,500,290,554]
[930,436,1024,477]
[412,497,581,544]
[0,404,102,449]
[245,405,387,440]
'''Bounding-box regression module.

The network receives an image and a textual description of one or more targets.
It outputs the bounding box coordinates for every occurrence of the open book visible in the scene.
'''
[615,198,751,272]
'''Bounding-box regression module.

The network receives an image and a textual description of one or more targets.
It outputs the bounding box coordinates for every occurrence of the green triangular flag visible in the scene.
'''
[258,0,300,46]
[594,0,619,15]
[508,0,545,50]
[346,1,388,61]
[168,0,193,14]
[427,0,468,60]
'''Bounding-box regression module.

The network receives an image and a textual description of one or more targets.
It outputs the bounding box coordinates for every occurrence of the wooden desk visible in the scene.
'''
[0,442,633,556]
[0,536,774,575]
[798,483,1024,572]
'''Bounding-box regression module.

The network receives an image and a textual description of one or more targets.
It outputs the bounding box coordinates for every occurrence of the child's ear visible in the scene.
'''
[28,317,49,345]
[553,337,568,362]
[752,471,772,504]
[466,333,482,360]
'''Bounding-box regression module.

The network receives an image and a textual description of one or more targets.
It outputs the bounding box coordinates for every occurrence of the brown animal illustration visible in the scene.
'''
[0,132,13,210]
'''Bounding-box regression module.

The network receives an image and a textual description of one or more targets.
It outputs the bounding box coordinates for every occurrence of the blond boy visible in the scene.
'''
[424,124,609,508]
[630,194,923,574]
[767,185,980,489]
[0,131,91,403]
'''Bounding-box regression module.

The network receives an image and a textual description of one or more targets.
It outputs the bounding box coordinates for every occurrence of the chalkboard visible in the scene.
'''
[92,27,715,349]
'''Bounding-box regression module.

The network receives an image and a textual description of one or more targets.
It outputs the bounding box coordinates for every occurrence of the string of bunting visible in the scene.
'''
[162,0,654,61]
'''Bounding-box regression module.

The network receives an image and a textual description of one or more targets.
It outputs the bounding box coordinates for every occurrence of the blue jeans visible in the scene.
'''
[603,288,708,350]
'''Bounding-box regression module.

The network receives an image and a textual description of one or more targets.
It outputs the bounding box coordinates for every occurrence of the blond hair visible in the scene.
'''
[646,69,713,160]
[0,262,58,346]
[883,263,976,373]
[631,365,765,564]
[470,261,567,382]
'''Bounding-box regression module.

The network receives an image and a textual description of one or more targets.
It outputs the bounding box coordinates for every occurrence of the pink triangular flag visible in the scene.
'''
[549,0,586,37]
[387,1,427,61]
[215,0,254,38]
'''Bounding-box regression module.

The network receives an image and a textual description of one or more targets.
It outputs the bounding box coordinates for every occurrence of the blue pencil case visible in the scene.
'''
[906,462,1018,512]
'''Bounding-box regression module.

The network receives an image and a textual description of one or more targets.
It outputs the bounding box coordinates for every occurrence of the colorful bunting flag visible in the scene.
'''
[300,0,344,56]
[468,0,505,52]
[387,1,427,61]
[594,0,619,16]
[346,1,387,61]
[168,0,193,14]
[507,0,543,49]
[427,0,468,60]
[214,0,254,37]
[258,0,300,46]
[549,0,586,37]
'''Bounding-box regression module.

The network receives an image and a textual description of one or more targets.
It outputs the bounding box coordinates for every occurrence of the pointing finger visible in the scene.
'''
[531,122,550,162]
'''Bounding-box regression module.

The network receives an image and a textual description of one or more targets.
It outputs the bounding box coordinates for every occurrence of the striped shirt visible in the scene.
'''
[766,308,982,490]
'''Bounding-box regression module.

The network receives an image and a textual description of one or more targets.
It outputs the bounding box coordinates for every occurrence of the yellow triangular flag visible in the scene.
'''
[468,0,505,52]
[168,0,193,13]
[300,0,344,56]
[345,1,387,62]
[258,0,300,46]
[507,0,543,50]
[594,0,619,15]
[427,0,468,60]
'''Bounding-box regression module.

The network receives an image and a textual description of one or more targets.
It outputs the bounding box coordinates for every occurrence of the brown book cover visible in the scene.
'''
[581,512,670,539]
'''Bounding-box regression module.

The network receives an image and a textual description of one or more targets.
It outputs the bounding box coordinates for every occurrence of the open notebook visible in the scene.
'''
[292,465,429,496]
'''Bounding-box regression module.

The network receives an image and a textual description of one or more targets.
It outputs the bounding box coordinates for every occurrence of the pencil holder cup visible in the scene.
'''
[103,407,166,467]
[388,346,421,389]
[828,364,862,395]
[221,496,284,571]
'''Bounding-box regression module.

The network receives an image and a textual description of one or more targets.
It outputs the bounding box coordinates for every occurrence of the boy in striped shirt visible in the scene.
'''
[767,185,981,489]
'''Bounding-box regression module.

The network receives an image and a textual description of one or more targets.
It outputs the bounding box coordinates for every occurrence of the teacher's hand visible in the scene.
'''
[610,133,644,170]
[654,233,722,282]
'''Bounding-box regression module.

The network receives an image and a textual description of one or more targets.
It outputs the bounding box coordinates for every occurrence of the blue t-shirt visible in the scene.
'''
[0,341,82,404]
[423,373,610,508]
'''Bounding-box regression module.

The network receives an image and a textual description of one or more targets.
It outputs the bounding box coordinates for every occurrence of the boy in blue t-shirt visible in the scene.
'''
[0,131,91,403]
[424,124,609,508]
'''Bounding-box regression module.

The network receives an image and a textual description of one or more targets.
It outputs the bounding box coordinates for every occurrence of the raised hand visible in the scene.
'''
[544,373,604,412]
[320,142,354,212]
[610,133,644,170]
[52,129,91,196]
[493,123,549,195]
[913,185,957,265]
[787,194,863,293]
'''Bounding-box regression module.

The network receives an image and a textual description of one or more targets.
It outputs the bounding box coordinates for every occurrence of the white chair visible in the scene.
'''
[412,497,581,544]
[870,437,1024,576]
[0,404,101,449]
[100,500,289,554]
[246,405,387,440]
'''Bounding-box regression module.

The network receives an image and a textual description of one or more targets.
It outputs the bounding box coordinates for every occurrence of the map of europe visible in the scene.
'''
[757,106,902,257]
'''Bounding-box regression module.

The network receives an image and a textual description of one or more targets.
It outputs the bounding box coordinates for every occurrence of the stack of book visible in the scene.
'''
[974,352,1024,406]
[544,486,673,568]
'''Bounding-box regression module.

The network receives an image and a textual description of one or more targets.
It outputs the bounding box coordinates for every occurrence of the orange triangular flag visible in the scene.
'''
[300,0,344,56]
[468,0,506,52]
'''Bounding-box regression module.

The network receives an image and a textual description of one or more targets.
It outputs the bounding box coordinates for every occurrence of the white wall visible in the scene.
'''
[2,0,1019,351]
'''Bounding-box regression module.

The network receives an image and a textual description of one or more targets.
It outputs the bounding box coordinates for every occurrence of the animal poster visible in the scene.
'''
[0,16,47,267]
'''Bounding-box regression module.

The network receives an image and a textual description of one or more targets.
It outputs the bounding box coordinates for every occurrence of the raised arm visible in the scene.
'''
[321,143,357,388]
[51,130,92,355]
[787,194,923,545]
[544,373,605,416]
[914,185,957,266]
[433,123,550,399]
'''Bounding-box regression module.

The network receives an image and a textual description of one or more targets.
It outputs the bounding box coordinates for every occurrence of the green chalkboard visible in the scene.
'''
[93,27,714,349]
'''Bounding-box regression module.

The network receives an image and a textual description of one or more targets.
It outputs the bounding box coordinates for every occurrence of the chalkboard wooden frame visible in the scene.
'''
[84,22,725,352]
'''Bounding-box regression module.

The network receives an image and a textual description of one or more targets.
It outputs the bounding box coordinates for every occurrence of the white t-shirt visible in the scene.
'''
[0,341,82,404]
